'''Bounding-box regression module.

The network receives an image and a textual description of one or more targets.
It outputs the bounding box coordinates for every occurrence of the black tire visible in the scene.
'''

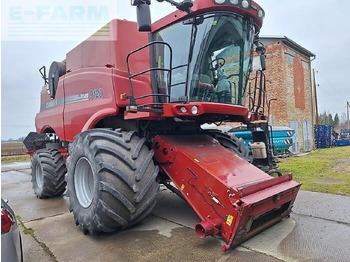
[66,129,159,235]
[207,130,252,162]
[31,149,67,198]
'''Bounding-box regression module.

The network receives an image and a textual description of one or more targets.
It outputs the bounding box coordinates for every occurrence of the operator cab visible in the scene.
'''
[153,13,254,106]
[127,0,266,123]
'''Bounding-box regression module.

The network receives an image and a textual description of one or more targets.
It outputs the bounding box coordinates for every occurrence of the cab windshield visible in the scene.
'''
[153,13,255,106]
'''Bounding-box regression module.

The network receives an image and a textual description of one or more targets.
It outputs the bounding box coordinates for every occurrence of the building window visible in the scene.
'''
[286,53,294,64]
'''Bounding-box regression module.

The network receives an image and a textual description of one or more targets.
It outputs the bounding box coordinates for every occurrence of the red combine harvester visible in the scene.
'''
[24,0,301,252]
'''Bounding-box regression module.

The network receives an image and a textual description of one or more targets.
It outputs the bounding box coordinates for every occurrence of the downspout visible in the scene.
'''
[309,55,316,149]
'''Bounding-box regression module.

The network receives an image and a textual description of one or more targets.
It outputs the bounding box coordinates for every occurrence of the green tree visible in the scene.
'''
[328,114,333,126]
[333,113,340,127]
[319,111,327,125]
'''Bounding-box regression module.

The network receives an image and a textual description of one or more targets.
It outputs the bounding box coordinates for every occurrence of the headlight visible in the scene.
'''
[180,107,188,113]
[230,0,239,4]
[241,0,250,9]
[191,106,199,115]
[214,0,226,4]
[258,9,265,18]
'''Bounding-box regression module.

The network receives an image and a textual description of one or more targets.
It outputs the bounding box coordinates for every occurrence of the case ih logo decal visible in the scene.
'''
[45,99,60,109]
[41,90,103,111]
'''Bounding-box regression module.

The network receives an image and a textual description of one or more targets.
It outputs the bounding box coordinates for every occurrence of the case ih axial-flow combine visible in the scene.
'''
[24,0,301,252]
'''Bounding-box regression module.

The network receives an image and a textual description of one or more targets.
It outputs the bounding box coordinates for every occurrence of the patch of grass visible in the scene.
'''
[279,146,350,196]
[1,154,30,163]
[23,227,35,236]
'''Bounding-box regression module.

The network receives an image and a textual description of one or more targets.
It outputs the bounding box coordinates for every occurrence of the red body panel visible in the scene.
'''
[153,135,300,251]
[35,20,151,141]
[112,69,152,108]
[66,20,149,73]
[35,80,65,139]
[63,67,118,142]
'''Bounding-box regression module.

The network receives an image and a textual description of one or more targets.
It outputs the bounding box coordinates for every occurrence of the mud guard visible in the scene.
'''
[23,132,48,151]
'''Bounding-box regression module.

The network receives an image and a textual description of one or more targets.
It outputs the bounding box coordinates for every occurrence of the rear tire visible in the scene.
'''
[31,149,67,198]
[208,130,252,162]
[66,129,159,235]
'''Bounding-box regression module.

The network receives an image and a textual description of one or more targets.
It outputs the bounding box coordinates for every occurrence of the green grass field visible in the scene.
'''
[279,146,350,196]
[1,154,31,164]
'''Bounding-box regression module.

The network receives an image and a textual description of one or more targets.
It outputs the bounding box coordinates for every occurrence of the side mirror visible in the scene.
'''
[260,54,266,71]
[252,56,266,71]
[255,42,266,71]
[132,1,152,32]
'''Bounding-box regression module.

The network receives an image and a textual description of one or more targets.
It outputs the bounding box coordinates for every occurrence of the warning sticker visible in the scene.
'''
[226,215,234,226]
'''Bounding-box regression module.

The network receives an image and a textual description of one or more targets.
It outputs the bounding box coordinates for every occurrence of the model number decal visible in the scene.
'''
[40,90,102,112]
[89,88,103,100]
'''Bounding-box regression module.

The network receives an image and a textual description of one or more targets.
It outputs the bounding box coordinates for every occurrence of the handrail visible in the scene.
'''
[129,68,171,79]
[251,70,267,116]
[170,81,187,88]
[126,41,173,109]
[134,94,170,101]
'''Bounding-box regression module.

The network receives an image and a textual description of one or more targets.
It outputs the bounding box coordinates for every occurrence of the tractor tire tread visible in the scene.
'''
[66,129,159,235]
[31,148,67,198]
[208,130,251,162]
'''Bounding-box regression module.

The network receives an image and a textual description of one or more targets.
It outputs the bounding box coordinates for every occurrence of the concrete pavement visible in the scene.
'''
[2,162,350,262]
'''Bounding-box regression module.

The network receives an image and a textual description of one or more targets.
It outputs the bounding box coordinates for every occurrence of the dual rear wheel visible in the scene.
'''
[31,148,67,198]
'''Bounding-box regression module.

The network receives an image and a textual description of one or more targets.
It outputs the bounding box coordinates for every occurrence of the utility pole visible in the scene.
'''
[312,69,319,125]
[347,101,350,129]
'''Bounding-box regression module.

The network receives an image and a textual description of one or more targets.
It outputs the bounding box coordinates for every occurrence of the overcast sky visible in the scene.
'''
[1,0,350,140]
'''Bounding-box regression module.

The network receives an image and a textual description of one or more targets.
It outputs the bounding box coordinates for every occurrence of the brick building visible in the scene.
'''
[254,36,316,153]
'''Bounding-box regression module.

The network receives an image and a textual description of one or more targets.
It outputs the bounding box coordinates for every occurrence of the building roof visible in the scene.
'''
[260,35,316,58]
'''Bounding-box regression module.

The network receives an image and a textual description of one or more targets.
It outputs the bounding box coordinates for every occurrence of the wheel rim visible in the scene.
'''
[74,157,94,208]
[35,163,43,189]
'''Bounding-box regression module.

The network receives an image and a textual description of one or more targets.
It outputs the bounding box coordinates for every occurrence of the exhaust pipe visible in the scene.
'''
[195,221,218,239]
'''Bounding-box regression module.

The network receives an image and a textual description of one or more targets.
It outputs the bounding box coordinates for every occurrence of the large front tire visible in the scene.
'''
[208,130,252,162]
[31,149,67,198]
[66,129,159,235]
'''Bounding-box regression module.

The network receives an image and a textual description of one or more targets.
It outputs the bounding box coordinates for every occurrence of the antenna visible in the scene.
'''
[156,0,194,13]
